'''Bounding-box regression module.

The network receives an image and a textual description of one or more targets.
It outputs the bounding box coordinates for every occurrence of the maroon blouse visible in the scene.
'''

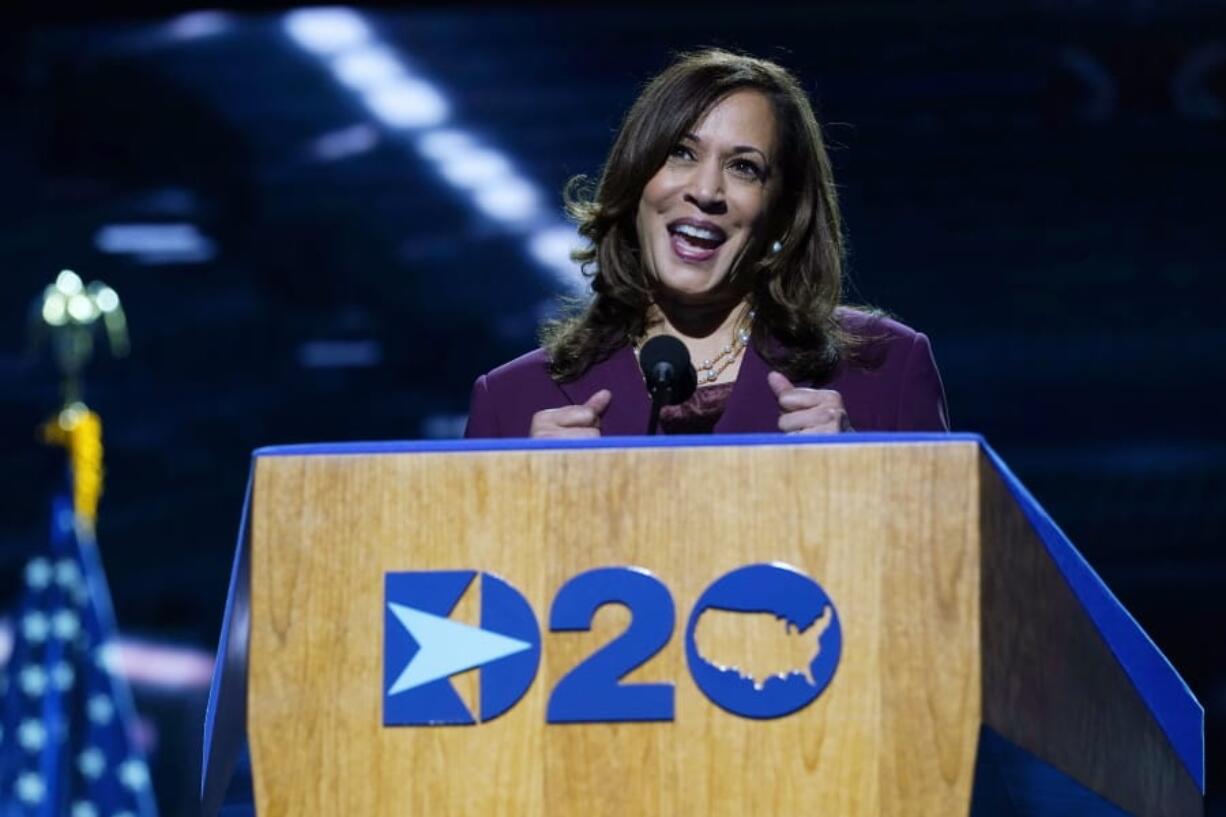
[658,383,736,435]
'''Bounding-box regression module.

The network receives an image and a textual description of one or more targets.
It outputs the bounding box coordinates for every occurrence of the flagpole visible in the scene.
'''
[0,271,158,817]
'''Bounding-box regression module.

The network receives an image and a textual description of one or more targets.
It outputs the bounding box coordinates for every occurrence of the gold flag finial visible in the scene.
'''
[31,270,128,526]
[41,403,104,527]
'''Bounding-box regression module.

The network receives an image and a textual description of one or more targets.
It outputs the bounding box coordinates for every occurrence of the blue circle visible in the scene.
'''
[685,563,842,719]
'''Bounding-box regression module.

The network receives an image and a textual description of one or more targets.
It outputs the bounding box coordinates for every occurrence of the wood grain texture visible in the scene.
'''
[246,442,984,816]
[980,459,1203,817]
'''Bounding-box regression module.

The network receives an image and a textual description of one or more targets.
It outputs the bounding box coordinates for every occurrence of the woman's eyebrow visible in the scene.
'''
[683,133,769,161]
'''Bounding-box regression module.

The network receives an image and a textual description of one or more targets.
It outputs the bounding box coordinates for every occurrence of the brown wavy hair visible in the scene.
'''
[542,48,849,382]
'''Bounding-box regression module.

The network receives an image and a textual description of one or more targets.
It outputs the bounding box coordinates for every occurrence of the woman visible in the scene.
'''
[465,49,948,438]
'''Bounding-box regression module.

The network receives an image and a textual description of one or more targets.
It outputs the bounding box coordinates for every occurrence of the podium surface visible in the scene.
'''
[202,434,1203,817]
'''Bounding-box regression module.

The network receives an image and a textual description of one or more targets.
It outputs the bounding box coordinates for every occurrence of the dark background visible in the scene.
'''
[1,1,1223,814]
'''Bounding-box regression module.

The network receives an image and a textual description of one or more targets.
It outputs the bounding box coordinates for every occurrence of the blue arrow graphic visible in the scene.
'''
[387,602,532,695]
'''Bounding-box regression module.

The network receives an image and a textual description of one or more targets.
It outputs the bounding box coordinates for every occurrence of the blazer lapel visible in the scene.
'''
[557,346,652,436]
[713,341,780,434]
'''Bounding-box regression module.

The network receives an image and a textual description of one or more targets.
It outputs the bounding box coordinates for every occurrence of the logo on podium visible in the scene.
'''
[383,571,540,726]
[384,564,841,726]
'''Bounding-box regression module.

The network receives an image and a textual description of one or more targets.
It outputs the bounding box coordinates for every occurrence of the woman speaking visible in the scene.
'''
[465,49,948,438]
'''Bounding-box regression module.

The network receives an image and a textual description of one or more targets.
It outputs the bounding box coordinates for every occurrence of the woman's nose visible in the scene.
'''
[683,160,727,214]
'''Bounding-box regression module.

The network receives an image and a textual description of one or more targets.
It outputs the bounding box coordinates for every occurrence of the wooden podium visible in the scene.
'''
[200,434,1203,816]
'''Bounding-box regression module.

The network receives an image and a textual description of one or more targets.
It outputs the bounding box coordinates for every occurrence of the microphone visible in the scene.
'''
[638,335,697,435]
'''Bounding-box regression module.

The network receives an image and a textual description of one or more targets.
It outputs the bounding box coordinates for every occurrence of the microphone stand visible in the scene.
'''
[646,390,665,436]
[645,367,674,436]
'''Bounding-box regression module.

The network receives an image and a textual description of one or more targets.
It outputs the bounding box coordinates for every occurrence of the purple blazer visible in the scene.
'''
[464,310,949,438]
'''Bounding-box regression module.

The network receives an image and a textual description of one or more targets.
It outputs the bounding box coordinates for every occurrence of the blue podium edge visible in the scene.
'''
[201,432,1204,814]
[251,430,980,456]
[980,442,1205,792]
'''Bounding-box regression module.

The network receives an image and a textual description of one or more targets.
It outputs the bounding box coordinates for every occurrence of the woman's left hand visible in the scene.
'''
[768,371,853,434]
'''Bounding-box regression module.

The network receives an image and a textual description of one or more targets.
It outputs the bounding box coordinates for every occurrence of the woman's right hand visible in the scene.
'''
[529,390,613,438]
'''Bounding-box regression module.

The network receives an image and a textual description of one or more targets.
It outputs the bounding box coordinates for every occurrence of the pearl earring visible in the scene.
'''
[770,240,783,255]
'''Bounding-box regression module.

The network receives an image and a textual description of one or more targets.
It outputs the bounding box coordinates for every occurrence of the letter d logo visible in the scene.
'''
[383,571,540,726]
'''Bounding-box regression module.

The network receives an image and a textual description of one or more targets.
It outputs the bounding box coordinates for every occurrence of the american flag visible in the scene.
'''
[0,492,158,817]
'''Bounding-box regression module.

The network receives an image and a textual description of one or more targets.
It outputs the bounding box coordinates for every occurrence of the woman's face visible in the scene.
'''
[635,89,778,306]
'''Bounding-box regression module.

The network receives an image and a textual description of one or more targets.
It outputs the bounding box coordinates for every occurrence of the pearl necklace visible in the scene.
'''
[696,324,752,384]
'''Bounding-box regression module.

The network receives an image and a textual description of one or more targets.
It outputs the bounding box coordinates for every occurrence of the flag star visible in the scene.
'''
[51,660,75,691]
[94,643,118,673]
[19,666,48,696]
[52,609,81,640]
[14,771,45,804]
[25,558,52,589]
[87,694,115,725]
[118,758,150,790]
[17,719,47,751]
[77,747,106,779]
[22,611,51,642]
[71,801,99,817]
[55,559,83,590]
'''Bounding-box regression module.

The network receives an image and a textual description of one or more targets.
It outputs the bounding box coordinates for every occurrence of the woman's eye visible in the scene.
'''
[730,158,764,179]
[669,144,695,160]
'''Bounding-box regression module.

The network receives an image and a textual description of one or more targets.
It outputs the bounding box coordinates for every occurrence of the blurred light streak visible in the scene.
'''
[529,225,587,283]
[474,180,540,224]
[0,622,213,691]
[110,639,214,689]
[435,148,512,189]
[363,80,449,128]
[310,123,380,161]
[94,223,216,265]
[166,11,233,41]
[332,45,406,91]
[297,340,383,368]
[281,6,583,292]
[283,7,371,55]
[1172,43,1226,121]
[1058,47,1117,121]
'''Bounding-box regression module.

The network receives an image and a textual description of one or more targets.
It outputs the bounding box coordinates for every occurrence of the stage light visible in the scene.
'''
[363,80,449,129]
[94,224,216,265]
[283,7,370,55]
[310,123,379,161]
[166,11,231,41]
[282,7,583,289]
[415,129,474,161]
[474,179,540,224]
[528,225,584,284]
[297,340,383,369]
[436,148,513,189]
[332,45,405,92]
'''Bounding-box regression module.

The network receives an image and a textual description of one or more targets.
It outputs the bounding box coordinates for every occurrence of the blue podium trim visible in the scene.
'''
[981,444,1204,791]
[201,468,254,815]
[201,433,1203,815]
[971,725,1134,816]
[251,430,982,457]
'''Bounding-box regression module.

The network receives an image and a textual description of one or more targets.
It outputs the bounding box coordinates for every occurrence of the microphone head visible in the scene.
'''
[638,335,697,405]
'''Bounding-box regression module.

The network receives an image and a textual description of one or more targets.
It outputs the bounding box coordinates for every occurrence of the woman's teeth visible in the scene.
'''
[670,224,726,249]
